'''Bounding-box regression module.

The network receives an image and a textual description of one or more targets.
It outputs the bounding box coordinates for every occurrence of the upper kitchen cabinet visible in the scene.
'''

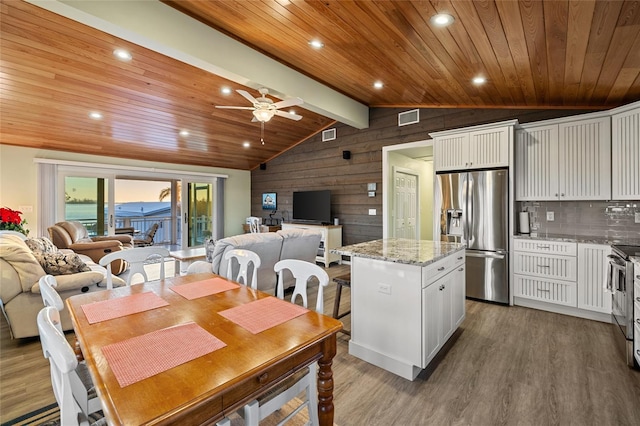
[610,101,640,200]
[431,120,517,172]
[515,112,611,201]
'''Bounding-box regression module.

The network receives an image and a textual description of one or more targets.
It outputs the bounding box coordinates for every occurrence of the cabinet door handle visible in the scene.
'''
[458,267,464,272]
[636,297,640,303]
[439,285,445,291]
[637,319,640,325]
[437,266,445,271]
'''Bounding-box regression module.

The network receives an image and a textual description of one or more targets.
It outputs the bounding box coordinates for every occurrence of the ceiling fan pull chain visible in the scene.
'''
[261,121,265,145]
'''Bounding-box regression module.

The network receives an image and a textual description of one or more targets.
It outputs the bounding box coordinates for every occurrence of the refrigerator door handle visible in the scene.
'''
[466,251,507,259]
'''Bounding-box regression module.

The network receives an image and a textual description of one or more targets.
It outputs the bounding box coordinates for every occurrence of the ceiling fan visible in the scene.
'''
[215,87,303,123]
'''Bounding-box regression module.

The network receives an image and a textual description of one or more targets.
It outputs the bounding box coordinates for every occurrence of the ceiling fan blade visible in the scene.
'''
[275,110,303,121]
[214,106,255,110]
[272,97,303,109]
[236,89,259,104]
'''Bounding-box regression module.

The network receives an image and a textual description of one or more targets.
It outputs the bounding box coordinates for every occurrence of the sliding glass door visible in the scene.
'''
[182,180,214,248]
[62,175,114,236]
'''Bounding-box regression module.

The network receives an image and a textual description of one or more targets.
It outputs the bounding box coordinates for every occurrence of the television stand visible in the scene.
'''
[281,223,343,267]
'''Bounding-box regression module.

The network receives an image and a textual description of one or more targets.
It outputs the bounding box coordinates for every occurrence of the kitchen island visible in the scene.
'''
[332,239,466,380]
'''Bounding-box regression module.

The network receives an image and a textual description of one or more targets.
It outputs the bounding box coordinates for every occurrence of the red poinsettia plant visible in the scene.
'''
[0,207,30,236]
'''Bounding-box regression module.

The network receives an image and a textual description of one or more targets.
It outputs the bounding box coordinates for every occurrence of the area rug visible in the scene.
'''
[1,397,323,426]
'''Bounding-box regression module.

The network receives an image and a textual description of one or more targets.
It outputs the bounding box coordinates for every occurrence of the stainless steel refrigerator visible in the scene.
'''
[436,169,509,304]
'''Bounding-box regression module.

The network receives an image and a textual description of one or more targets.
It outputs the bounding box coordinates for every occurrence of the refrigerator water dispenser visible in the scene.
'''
[445,209,464,237]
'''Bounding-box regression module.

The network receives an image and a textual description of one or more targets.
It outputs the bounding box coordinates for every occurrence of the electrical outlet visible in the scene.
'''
[369,208,376,215]
[378,283,391,295]
[635,212,640,224]
[546,211,554,221]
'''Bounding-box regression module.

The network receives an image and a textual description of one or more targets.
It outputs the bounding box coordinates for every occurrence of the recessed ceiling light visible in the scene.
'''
[308,39,324,49]
[472,76,486,85]
[430,13,454,27]
[221,87,232,95]
[179,130,190,137]
[89,111,102,120]
[113,48,132,61]
[243,141,250,148]
[373,81,384,89]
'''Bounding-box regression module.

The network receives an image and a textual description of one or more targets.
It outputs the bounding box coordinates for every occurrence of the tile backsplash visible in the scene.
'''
[517,200,640,241]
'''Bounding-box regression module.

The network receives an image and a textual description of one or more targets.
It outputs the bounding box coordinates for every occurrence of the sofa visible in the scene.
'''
[0,234,125,338]
[48,221,133,275]
[187,228,322,292]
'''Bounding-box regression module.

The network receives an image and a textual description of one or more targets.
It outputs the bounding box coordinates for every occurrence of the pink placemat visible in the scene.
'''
[81,292,169,324]
[218,296,309,334]
[102,322,226,387]
[170,277,240,300]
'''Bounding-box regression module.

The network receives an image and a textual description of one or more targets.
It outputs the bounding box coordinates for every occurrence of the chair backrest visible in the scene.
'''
[134,223,159,246]
[37,307,86,426]
[274,259,329,313]
[248,217,261,233]
[224,249,261,289]
[99,246,170,289]
[39,275,65,315]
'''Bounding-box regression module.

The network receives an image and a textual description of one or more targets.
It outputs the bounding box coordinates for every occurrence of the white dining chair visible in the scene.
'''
[37,307,105,426]
[99,247,170,289]
[243,259,329,426]
[38,275,103,420]
[248,217,261,233]
[223,249,261,290]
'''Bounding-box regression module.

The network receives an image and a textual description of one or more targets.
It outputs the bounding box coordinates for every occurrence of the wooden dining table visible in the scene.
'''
[66,272,343,425]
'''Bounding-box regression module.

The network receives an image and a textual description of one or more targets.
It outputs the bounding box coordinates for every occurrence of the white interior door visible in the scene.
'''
[394,170,418,239]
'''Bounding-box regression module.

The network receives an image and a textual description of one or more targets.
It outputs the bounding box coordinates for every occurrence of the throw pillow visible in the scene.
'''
[25,236,58,253]
[32,251,91,276]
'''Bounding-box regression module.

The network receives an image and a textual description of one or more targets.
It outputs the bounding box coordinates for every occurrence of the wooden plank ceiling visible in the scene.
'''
[2,0,639,171]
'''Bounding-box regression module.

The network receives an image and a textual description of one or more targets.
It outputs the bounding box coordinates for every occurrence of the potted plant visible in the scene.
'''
[0,207,30,236]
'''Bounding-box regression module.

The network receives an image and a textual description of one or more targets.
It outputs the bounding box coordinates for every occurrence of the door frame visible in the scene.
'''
[382,139,434,239]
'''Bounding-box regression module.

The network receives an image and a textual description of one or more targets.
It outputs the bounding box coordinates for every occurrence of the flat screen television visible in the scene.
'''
[292,190,331,224]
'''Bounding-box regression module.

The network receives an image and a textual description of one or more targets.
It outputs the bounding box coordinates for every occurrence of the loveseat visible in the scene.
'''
[48,221,133,275]
[0,234,124,338]
[187,228,322,292]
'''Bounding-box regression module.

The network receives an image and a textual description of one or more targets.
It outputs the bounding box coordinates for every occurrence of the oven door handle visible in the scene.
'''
[606,258,626,292]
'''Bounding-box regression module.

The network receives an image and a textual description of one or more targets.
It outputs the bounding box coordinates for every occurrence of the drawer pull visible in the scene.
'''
[458,267,464,272]
[636,297,640,303]
[437,266,446,271]
[439,285,445,291]
[537,288,550,293]
[458,256,463,260]
[536,264,550,268]
[637,319,640,326]
[258,372,269,384]
[537,245,551,249]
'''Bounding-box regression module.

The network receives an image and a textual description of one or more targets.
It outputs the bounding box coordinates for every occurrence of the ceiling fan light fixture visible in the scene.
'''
[430,13,454,27]
[253,109,275,122]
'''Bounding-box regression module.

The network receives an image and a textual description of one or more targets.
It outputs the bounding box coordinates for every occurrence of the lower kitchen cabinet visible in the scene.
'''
[513,238,611,321]
[634,260,640,366]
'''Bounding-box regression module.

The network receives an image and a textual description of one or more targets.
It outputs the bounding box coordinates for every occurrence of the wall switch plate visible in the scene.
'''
[369,208,376,215]
[546,211,554,221]
[635,212,640,223]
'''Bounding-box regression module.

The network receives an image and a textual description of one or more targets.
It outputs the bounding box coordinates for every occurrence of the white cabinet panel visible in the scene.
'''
[577,243,611,313]
[558,117,611,200]
[513,252,577,281]
[514,274,577,306]
[432,121,515,172]
[611,103,640,200]
[281,223,342,266]
[515,125,559,200]
[516,114,611,201]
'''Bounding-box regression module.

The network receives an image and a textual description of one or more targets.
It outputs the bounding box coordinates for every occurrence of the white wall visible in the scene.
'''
[0,145,250,237]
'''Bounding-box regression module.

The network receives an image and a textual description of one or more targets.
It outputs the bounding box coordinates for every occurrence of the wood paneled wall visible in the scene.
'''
[251,107,593,246]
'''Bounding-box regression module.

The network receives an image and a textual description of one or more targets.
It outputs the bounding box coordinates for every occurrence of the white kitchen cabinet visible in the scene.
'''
[610,101,640,200]
[516,113,611,200]
[576,243,611,314]
[421,261,464,368]
[431,120,516,172]
[281,223,342,266]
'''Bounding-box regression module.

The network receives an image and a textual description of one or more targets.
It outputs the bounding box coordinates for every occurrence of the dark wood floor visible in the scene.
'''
[2,262,639,425]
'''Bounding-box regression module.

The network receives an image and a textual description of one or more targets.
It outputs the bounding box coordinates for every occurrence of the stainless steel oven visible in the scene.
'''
[607,245,639,368]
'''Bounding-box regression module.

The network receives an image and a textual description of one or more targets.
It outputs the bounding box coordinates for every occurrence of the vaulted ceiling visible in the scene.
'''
[1,0,639,171]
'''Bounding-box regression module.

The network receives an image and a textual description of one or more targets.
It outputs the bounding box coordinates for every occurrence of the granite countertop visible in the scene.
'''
[514,233,640,246]
[331,238,465,267]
